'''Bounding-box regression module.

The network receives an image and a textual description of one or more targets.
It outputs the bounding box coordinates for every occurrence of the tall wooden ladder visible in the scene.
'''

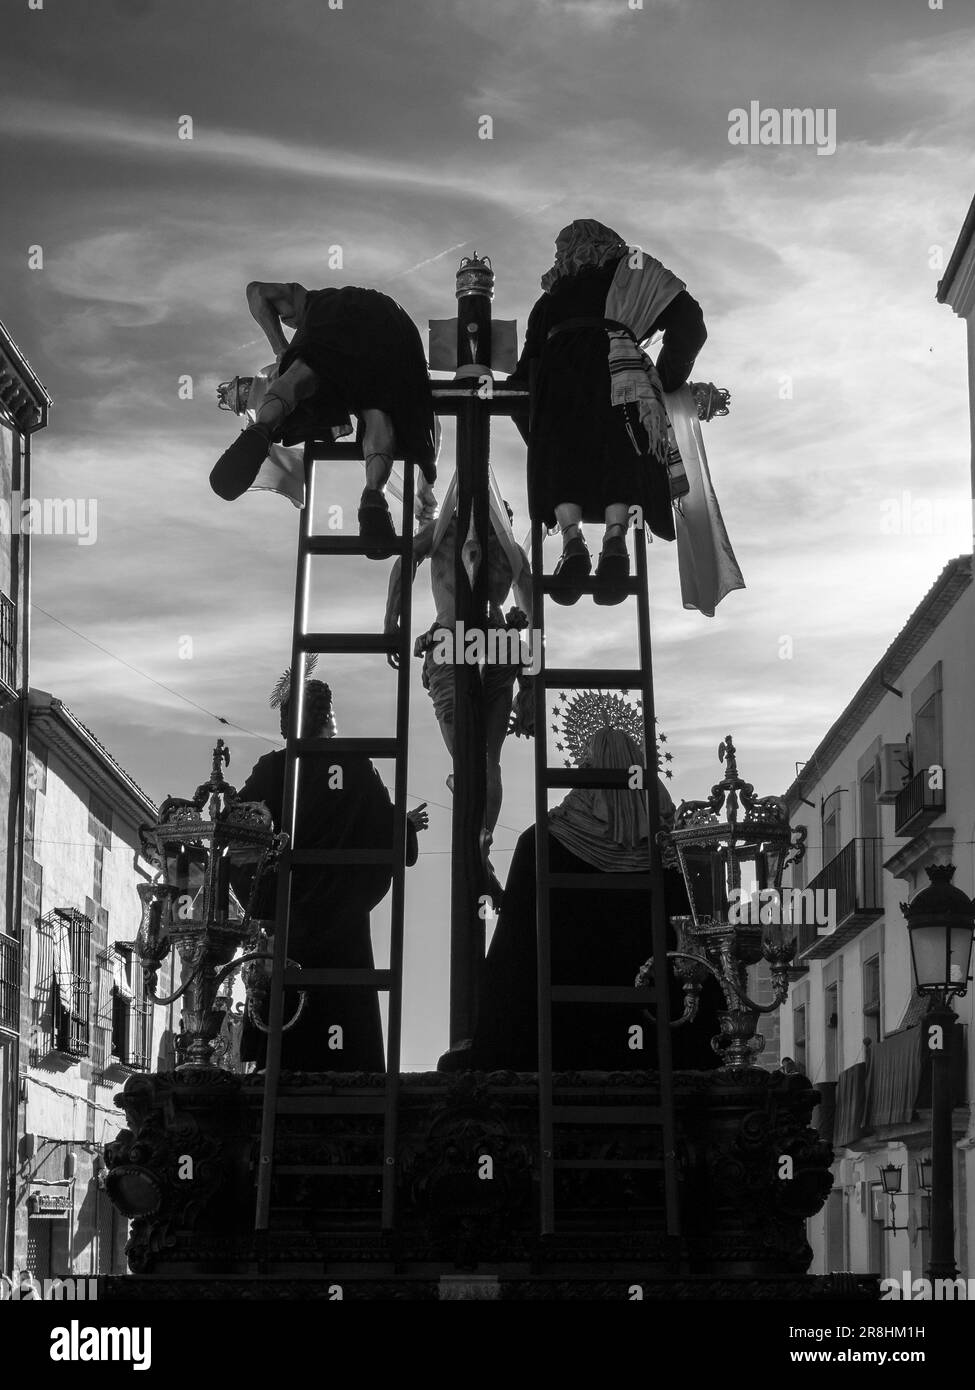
[530,521,681,1244]
[254,445,415,1236]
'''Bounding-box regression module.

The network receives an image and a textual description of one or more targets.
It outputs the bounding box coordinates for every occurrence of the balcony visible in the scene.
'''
[894,766,946,838]
[0,591,16,695]
[0,933,20,1033]
[796,837,884,961]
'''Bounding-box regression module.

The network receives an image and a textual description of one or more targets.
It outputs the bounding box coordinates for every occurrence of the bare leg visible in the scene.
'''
[357,409,398,558]
[554,502,583,549]
[602,502,629,540]
[484,680,515,836]
[361,409,396,490]
[254,360,318,432]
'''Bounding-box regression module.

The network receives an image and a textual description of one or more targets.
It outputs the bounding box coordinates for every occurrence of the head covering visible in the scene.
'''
[540,218,628,293]
[270,655,333,728]
[548,727,675,873]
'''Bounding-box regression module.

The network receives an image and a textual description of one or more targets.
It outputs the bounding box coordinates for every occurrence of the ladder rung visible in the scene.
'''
[545,769,639,789]
[275,1096,388,1115]
[273,1164,385,1176]
[553,1159,664,1170]
[283,968,393,989]
[553,1106,663,1125]
[544,873,653,892]
[288,849,395,866]
[299,633,398,655]
[542,668,643,689]
[549,986,655,1005]
[295,737,400,757]
[540,577,639,597]
[304,537,408,556]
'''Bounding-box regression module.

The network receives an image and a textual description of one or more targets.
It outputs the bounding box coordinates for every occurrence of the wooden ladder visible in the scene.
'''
[530,521,681,1242]
[254,446,415,1235]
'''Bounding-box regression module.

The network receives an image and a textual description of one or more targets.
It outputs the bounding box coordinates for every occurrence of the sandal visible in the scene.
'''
[209,424,272,500]
[550,529,592,606]
[594,524,630,606]
[357,488,398,559]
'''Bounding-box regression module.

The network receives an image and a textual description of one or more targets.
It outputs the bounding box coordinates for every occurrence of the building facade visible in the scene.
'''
[11,691,175,1280]
[778,556,973,1281]
[0,320,51,1274]
[937,191,975,508]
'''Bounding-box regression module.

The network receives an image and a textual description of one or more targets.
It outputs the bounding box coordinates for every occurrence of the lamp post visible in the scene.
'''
[900,863,975,1281]
[878,1162,908,1234]
[642,735,808,1067]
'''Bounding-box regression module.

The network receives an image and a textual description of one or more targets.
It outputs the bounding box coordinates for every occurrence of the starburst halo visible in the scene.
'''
[550,690,674,777]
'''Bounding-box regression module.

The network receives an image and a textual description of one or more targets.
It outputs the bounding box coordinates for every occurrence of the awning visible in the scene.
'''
[834,1063,868,1148]
[866,1027,922,1128]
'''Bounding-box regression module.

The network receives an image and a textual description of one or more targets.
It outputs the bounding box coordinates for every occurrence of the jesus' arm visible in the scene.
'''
[245,281,299,359]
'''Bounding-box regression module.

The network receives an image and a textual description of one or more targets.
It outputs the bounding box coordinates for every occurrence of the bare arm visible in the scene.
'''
[511,545,533,625]
[384,522,436,662]
[246,281,296,358]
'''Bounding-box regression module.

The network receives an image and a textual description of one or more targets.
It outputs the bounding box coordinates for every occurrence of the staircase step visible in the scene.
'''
[299,633,398,655]
[273,1165,385,1176]
[274,1096,388,1116]
[553,1159,664,1170]
[544,873,653,892]
[544,768,641,789]
[294,737,400,757]
[542,668,643,690]
[283,968,393,989]
[288,849,395,866]
[304,537,408,556]
[553,1106,663,1125]
[541,577,639,597]
[548,986,655,1005]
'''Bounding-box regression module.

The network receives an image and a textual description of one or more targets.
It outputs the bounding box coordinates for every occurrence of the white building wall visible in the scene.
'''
[779,573,974,1280]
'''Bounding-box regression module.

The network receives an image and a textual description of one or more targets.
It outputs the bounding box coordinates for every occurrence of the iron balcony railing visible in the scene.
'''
[0,933,20,1033]
[796,837,884,956]
[894,766,946,837]
[0,592,16,690]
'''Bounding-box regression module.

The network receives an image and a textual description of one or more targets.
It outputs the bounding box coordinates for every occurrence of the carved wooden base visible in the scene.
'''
[102,1067,844,1289]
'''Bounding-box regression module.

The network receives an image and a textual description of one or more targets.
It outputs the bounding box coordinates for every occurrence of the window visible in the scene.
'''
[823,803,841,864]
[824,981,841,1080]
[0,591,15,690]
[793,1004,807,1076]
[109,946,150,1071]
[913,692,943,774]
[859,767,879,840]
[33,909,92,1059]
[863,955,882,1047]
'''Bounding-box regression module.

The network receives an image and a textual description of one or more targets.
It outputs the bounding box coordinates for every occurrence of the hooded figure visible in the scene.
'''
[463,726,723,1072]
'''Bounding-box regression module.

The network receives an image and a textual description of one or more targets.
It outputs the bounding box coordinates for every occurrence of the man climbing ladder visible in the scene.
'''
[210,279,439,555]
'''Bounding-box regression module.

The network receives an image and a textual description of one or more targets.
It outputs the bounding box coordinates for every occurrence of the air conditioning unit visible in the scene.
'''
[876,743,910,803]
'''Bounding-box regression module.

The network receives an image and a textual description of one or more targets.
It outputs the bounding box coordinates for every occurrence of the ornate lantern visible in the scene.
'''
[900,863,975,1000]
[135,740,290,1070]
[642,735,807,1069]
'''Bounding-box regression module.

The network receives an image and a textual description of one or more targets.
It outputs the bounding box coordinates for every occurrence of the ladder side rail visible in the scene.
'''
[633,526,681,1242]
[255,449,317,1232]
[380,462,415,1229]
[531,520,556,1236]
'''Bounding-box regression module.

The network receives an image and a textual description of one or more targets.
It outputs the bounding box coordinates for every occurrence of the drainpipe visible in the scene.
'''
[6,425,32,1274]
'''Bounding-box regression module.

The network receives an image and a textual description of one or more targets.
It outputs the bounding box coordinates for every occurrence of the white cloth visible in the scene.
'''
[427,468,532,615]
[664,385,745,616]
[604,253,686,460]
[243,364,352,509]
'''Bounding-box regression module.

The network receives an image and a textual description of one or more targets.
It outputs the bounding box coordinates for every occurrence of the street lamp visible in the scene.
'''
[878,1162,907,1234]
[642,735,808,1068]
[900,863,975,1281]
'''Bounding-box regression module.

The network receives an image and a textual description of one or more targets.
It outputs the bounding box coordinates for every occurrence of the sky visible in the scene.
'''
[1,0,973,1067]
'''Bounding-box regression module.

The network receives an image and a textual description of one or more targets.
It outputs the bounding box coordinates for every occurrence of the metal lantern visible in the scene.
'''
[879,1162,902,1195]
[135,740,288,1070]
[900,864,975,999]
[644,735,807,1069]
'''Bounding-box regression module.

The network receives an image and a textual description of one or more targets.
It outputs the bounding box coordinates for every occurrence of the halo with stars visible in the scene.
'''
[550,690,674,777]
